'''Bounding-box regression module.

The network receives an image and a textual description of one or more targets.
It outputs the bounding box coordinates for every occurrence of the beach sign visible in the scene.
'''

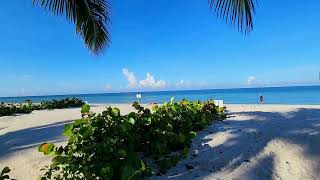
[214,100,224,107]
[136,93,142,103]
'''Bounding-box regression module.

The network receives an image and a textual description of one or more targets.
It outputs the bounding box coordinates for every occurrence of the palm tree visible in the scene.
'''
[32,0,256,55]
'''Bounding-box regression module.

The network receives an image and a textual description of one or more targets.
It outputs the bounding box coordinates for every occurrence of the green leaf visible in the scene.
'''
[112,108,120,116]
[178,133,185,143]
[1,167,10,174]
[63,124,74,137]
[121,165,134,180]
[109,138,117,144]
[117,149,127,158]
[189,131,197,139]
[171,105,177,112]
[187,105,198,114]
[121,165,141,180]
[1,175,9,179]
[81,104,90,114]
[52,156,65,165]
[79,127,93,139]
[100,165,113,177]
[38,143,55,155]
[127,117,135,125]
[166,124,173,132]
[140,160,146,171]
[180,147,189,158]
[145,117,152,126]
[69,135,76,143]
[120,123,128,132]
[74,119,88,127]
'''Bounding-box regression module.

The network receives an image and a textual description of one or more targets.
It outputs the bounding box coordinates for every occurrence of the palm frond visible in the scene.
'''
[208,0,257,34]
[33,0,111,55]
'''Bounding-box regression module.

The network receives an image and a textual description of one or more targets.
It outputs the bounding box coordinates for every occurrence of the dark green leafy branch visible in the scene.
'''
[0,167,13,180]
[0,98,84,117]
[38,98,226,179]
[32,0,257,55]
[32,0,111,55]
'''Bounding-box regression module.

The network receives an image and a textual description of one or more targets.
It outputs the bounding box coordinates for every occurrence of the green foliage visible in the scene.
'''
[40,98,84,110]
[0,167,11,180]
[32,0,256,56]
[208,0,256,33]
[0,98,84,117]
[39,99,226,179]
[0,103,36,117]
[81,104,90,114]
[32,0,111,55]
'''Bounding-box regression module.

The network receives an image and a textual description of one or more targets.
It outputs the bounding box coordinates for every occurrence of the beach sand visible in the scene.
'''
[1,104,320,179]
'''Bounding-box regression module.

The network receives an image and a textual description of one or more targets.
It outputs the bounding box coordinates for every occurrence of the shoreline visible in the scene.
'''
[1,85,320,99]
[2,102,320,106]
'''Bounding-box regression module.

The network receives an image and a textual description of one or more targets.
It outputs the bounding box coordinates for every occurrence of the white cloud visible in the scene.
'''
[20,88,25,95]
[139,73,166,88]
[122,68,166,89]
[247,76,257,85]
[122,68,138,88]
[176,80,184,87]
[105,84,112,91]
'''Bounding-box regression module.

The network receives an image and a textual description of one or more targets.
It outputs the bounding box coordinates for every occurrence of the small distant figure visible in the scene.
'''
[259,95,264,104]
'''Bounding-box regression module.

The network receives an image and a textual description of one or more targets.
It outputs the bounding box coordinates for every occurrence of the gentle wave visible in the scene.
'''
[0,86,319,105]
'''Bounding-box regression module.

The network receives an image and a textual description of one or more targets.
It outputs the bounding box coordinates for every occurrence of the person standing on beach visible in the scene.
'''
[259,95,264,104]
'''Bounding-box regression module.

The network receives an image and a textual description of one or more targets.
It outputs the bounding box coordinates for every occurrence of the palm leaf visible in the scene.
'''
[208,0,257,33]
[33,0,111,55]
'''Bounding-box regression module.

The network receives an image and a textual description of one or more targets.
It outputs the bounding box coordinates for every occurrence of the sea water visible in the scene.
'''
[0,86,319,105]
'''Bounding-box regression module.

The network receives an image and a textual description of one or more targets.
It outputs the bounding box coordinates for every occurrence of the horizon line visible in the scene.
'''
[1,84,320,99]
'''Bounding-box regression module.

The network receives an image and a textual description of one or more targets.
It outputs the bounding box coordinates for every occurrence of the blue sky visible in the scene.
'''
[0,0,320,97]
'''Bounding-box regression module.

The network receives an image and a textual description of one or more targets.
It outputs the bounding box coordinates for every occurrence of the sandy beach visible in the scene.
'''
[1,104,320,179]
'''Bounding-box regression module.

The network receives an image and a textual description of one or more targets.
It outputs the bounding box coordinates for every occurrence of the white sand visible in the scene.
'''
[0,104,136,179]
[1,104,320,180]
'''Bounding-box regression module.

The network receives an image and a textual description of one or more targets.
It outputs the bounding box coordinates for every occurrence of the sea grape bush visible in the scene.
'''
[40,98,84,110]
[0,98,84,117]
[0,103,35,117]
[38,98,226,179]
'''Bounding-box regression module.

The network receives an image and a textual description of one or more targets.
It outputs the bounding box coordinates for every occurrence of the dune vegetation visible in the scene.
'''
[0,98,84,117]
[37,98,226,179]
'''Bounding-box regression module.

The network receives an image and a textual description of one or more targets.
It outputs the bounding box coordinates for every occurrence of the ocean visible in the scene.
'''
[0,86,319,105]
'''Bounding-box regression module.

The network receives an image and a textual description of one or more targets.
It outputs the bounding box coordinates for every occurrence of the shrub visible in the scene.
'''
[40,98,84,110]
[0,98,84,117]
[0,103,35,117]
[38,99,226,179]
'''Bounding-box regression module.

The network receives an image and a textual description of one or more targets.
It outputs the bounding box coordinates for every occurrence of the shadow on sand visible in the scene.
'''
[1,108,320,179]
[0,120,73,158]
[155,108,320,179]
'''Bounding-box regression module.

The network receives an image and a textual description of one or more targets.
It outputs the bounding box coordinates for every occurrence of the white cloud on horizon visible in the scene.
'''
[247,76,257,85]
[176,80,184,87]
[105,84,112,91]
[139,73,166,88]
[122,68,138,88]
[122,68,166,89]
